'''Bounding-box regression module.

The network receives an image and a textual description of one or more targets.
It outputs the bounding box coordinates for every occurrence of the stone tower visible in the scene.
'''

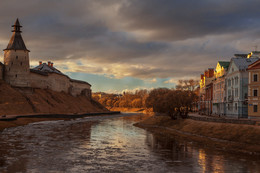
[3,19,30,87]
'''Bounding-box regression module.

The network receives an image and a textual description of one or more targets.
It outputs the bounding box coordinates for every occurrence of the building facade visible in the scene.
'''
[0,19,92,98]
[212,61,229,115]
[199,68,214,115]
[225,56,259,118]
[247,59,260,119]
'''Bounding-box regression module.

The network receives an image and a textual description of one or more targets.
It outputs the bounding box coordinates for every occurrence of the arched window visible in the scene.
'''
[16,56,18,59]
[20,62,22,66]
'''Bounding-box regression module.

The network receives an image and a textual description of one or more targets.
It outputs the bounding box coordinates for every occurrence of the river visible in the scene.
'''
[0,113,259,173]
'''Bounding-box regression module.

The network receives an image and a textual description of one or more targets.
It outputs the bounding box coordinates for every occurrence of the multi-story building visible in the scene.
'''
[225,54,259,118]
[212,61,230,115]
[247,59,260,119]
[199,68,214,115]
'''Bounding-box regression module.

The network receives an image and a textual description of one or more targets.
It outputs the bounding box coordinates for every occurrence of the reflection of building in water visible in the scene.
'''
[145,132,191,161]
[197,148,253,173]
[198,149,226,173]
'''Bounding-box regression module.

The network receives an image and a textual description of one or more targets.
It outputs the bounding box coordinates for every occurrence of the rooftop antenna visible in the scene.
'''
[253,45,258,52]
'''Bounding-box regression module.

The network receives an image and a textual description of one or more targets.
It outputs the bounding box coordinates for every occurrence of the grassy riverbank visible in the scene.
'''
[135,115,260,155]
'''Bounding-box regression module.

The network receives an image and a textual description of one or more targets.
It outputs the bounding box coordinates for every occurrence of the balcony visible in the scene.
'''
[228,95,233,102]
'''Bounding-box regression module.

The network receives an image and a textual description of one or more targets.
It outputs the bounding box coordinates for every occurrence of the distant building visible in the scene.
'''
[0,19,91,98]
[199,68,214,115]
[212,61,230,115]
[247,59,260,119]
[225,55,259,118]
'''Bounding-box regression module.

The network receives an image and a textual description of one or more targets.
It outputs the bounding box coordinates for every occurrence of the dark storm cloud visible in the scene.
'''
[117,0,260,41]
[0,0,260,80]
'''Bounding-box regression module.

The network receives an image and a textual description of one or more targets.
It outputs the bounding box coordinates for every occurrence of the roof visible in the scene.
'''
[218,61,230,69]
[248,59,260,70]
[70,79,91,86]
[32,63,64,75]
[31,63,91,86]
[232,57,259,70]
[30,69,48,76]
[234,54,248,58]
[4,19,29,51]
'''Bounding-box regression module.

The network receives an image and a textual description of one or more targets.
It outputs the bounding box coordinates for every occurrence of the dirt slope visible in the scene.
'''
[0,80,108,115]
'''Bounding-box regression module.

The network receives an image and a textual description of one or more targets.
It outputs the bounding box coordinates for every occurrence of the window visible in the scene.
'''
[232,78,234,86]
[253,74,258,82]
[235,88,238,97]
[16,56,18,59]
[253,89,258,97]
[235,103,237,110]
[254,105,258,112]
[235,77,238,85]
[228,90,231,97]
[20,62,22,66]
[15,74,17,78]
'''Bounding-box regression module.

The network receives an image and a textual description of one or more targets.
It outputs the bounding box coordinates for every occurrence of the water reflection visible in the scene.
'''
[0,113,259,172]
[145,128,259,173]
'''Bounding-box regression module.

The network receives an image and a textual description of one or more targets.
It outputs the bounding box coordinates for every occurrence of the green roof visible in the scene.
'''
[218,61,230,69]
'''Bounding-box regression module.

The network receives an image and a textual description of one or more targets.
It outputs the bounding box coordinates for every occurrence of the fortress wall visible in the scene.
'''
[30,72,91,98]
[70,81,91,98]
[48,73,70,93]
[30,72,49,89]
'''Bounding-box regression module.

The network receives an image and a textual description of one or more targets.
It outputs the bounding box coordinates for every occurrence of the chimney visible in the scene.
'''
[208,68,214,77]
[48,61,51,66]
[51,63,53,67]
[39,61,42,65]
[201,74,204,80]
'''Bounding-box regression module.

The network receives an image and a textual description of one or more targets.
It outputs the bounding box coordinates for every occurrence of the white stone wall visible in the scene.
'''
[30,72,91,98]
[70,81,91,97]
[4,50,30,87]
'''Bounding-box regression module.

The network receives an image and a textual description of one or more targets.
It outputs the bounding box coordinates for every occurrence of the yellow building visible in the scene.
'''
[248,59,260,118]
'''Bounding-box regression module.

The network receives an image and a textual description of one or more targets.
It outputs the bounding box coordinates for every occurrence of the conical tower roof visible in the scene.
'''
[4,18,29,51]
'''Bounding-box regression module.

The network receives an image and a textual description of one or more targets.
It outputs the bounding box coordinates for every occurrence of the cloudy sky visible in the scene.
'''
[0,0,260,93]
